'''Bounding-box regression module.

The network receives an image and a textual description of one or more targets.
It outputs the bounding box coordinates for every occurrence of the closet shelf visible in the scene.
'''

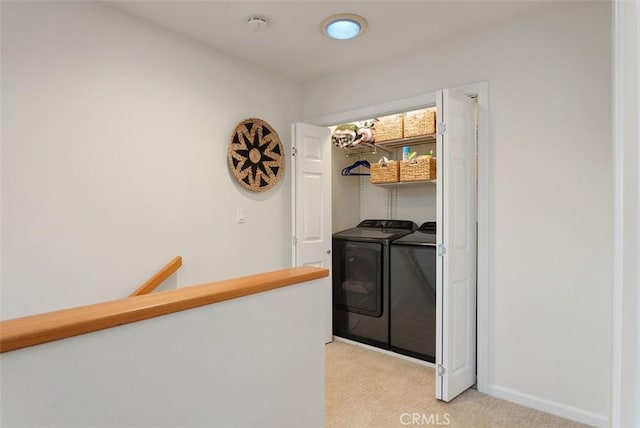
[373,179,437,187]
[376,134,436,149]
[341,134,434,157]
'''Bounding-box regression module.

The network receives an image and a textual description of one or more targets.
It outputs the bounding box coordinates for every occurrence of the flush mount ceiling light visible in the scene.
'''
[321,13,367,40]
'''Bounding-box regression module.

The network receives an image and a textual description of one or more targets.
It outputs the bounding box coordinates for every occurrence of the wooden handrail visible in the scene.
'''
[0,266,328,353]
[129,256,182,297]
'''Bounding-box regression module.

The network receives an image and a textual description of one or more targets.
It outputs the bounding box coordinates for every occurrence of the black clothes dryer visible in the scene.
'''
[332,219,417,349]
[390,221,437,362]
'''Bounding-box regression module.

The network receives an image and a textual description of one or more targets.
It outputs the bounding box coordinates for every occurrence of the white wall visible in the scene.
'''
[395,184,437,225]
[0,278,325,427]
[304,3,612,426]
[0,1,302,319]
[331,145,361,233]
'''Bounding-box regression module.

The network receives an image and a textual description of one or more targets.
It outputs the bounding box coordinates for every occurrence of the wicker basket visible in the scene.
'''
[375,114,404,142]
[404,109,436,137]
[400,156,437,182]
[370,161,399,184]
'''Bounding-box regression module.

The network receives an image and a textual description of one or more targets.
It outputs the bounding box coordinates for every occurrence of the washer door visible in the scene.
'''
[332,240,383,317]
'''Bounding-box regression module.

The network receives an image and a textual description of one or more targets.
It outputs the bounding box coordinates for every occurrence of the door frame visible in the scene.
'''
[308,81,489,394]
[611,1,640,425]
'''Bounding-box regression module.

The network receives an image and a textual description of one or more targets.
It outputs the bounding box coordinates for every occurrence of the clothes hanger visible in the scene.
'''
[341,160,371,176]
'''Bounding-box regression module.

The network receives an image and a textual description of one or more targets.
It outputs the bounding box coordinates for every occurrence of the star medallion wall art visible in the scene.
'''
[227,118,284,192]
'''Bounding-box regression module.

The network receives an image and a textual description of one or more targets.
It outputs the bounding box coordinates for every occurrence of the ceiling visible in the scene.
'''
[106,1,551,83]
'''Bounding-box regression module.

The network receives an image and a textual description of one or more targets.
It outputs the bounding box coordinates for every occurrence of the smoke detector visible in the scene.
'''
[247,16,268,32]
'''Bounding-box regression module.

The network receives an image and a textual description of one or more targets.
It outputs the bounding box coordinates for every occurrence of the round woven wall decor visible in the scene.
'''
[227,118,284,192]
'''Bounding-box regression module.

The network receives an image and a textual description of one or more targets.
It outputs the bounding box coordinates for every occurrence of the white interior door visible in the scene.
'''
[291,123,333,343]
[436,88,477,401]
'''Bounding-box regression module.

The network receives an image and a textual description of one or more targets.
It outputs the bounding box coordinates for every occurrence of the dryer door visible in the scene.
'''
[332,240,383,317]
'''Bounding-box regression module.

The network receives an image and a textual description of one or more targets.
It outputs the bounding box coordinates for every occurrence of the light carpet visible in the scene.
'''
[326,340,589,428]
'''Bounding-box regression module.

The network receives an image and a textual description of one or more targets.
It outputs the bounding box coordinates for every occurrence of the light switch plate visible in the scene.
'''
[236,208,245,223]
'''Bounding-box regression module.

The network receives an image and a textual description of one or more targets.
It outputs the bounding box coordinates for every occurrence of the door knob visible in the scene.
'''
[327,250,331,254]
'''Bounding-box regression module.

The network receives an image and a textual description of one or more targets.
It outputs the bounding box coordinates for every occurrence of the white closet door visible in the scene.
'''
[291,123,333,343]
[436,88,477,401]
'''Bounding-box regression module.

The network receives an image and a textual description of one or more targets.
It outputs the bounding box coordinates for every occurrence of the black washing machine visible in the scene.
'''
[390,221,437,362]
[332,219,417,349]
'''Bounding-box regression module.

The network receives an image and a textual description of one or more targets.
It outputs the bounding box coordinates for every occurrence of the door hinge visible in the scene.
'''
[437,122,447,135]
[437,364,446,376]
[292,147,297,156]
[438,244,447,257]
[293,236,298,246]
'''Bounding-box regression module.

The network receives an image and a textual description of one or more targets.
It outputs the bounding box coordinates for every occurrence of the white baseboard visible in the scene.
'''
[486,384,609,427]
